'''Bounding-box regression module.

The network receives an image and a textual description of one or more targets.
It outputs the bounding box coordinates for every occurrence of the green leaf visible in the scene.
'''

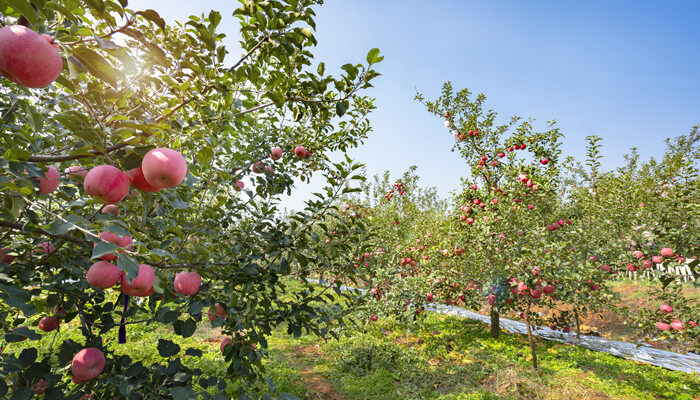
[366,48,383,64]
[4,0,36,26]
[137,10,166,31]
[116,253,140,280]
[71,46,123,86]
[335,101,347,117]
[45,221,72,235]
[173,319,197,338]
[92,242,119,259]
[170,386,195,400]
[185,348,203,357]
[157,339,181,358]
[83,0,106,14]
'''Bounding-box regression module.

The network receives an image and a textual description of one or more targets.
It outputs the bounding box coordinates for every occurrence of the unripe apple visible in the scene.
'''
[670,320,683,331]
[141,148,187,189]
[87,261,122,289]
[98,208,120,222]
[294,146,307,158]
[659,304,673,313]
[84,165,131,204]
[174,271,201,296]
[71,348,105,383]
[234,180,244,191]
[38,166,60,194]
[660,247,674,258]
[127,167,161,192]
[38,316,59,332]
[120,264,155,297]
[97,231,133,261]
[0,25,62,88]
[220,337,232,354]
[270,147,283,160]
[656,321,671,331]
[65,165,88,180]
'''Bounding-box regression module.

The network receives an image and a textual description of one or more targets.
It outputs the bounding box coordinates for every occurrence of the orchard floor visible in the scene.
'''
[195,314,700,400]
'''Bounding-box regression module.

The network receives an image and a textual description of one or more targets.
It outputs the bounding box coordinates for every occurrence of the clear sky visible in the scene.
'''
[130,0,700,210]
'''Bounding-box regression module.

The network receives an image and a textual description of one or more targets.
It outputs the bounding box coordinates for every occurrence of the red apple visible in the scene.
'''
[38,166,60,194]
[632,250,644,259]
[127,167,161,192]
[234,180,244,191]
[65,165,88,179]
[294,146,307,158]
[656,321,671,331]
[652,255,663,264]
[83,165,131,204]
[370,315,378,322]
[0,25,62,88]
[540,158,549,165]
[120,264,155,297]
[220,337,232,354]
[543,284,554,294]
[270,147,283,160]
[660,247,674,258]
[0,247,15,264]
[670,320,683,331]
[38,316,59,332]
[427,293,434,302]
[207,304,227,321]
[174,271,201,296]
[71,348,105,383]
[87,261,122,289]
[32,379,48,395]
[36,241,57,255]
[659,304,673,313]
[97,231,133,261]
[141,148,187,189]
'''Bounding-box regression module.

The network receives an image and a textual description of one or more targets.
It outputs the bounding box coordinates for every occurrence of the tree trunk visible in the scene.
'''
[490,307,500,339]
[574,309,581,341]
[525,303,538,370]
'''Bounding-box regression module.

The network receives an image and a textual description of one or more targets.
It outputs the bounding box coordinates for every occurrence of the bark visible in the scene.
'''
[490,307,500,339]
[525,303,538,370]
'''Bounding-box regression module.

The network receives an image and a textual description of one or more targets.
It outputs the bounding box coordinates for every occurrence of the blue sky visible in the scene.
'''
[130,0,700,210]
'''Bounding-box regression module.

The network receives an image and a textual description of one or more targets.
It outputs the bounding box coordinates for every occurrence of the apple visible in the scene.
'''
[208,304,227,321]
[127,167,161,192]
[141,148,187,189]
[97,231,133,261]
[370,315,378,322]
[83,165,131,204]
[652,255,663,264]
[252,162,265,173]
[65,165,88,179]
[294,146,307,158]
[427,293,434,302]
[670,320,683,331]
[656,321,671,331]
[120,264,155,297]
[540,158,549,165]
[220,337,232,354]
[270,147,283,160]
[71,348,105,383]
[659,304,673,313]
[38,166,60,194]
[32,379,48,395]
[0,25,62,88]
[36,241,57,255]
[174,271,201,296]
[101,205,120,216]
[234,180,245,191]
[87,261,122,289]
[38,316,59,332]
[543,284,554,294]
[528,205,534,210]
[660,247,674,258]
[632,250,644,259]
[0,248,15,264]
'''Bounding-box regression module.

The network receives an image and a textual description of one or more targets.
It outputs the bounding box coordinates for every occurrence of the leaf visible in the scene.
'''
[170,386,196,400]
[335,101,347,117]
[4,0,36,26]
[45,221,72,236]
[137,10,166,31]
[317,62,325,76]
[71,46,123,86]
[92,242,119,259]
[157,339,181,358]
[173,319,196,338]
[366,48,383,64]
[185,348,203,357]
[116,253,140,280]
[208,10,222,30]
[17,348,37,367]
[83,0,106,14]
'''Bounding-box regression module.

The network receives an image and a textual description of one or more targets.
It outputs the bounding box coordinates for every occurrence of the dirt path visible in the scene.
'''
[288,345,346,400]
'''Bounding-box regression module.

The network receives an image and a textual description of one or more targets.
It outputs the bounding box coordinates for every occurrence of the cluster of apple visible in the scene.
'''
[656,304,695,332]
[381,181,405,203]
[509,276,556,300]
[545,219,572,231]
